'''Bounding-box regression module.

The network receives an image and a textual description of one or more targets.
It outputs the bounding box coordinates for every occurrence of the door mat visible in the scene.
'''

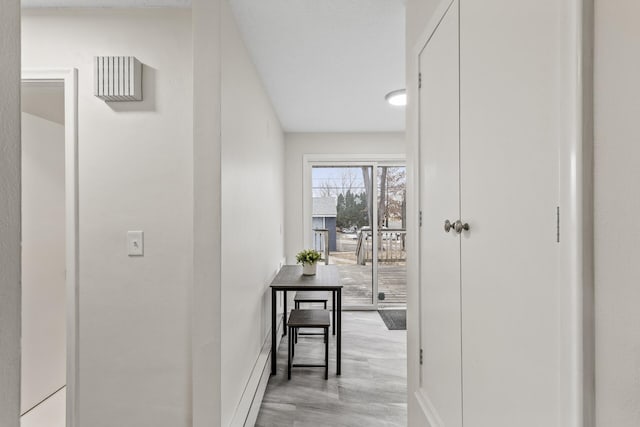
[378,309,406,330]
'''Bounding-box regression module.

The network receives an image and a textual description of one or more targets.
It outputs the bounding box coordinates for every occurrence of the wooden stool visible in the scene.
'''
[287,309,330,380]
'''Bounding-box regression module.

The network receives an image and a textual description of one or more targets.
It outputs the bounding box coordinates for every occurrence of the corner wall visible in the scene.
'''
[284,132,405,263]
[22,10,194,427]
[0,0,21,425]
[220,1,285,424]
[594,1,640,425]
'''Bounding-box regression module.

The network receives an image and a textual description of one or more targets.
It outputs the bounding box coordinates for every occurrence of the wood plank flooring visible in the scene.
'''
[337,265,406,308]
[256,311,407,427]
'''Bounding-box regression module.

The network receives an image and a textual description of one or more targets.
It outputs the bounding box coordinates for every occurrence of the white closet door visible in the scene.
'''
[459,1,562,425]
[418,2,462,426]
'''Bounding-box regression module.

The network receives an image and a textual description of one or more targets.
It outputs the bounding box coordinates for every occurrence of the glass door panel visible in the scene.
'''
[376,166,407,308]
[311,166,374,306]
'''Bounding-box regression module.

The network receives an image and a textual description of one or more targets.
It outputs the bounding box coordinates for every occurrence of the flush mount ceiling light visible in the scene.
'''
[385,89,406,106]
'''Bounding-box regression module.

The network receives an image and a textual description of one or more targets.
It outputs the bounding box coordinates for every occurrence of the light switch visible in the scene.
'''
[127,231,144,256]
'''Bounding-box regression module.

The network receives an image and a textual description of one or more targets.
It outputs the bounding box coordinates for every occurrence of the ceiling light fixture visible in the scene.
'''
[385,89,406,106]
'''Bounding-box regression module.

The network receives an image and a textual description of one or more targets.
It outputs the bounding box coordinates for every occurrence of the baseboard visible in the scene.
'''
[229,314,284,427]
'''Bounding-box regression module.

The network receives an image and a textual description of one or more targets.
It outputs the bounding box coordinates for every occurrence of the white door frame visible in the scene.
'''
[303,153,406,310]
[21,69,78,427]
[405,0,594,425]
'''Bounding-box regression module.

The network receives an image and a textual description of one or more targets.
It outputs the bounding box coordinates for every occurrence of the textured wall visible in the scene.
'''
[0,0,21,426]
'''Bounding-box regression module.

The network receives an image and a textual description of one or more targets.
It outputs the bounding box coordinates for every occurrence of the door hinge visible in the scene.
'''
[419,210,423,227]
[556,206,560,243]
[420,348,423,365]
[418,72,422,89]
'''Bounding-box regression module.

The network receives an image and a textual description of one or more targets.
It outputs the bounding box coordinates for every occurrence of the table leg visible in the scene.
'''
[271,288,277,375]
[337,288,341,375]
[282,290,287,337]
[332,291,336,335]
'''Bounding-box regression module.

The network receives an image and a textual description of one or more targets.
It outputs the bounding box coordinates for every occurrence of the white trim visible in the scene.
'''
[229,315,285,427]
[21,68,79,427]
[229,259,286,427]
[557,0,595,425]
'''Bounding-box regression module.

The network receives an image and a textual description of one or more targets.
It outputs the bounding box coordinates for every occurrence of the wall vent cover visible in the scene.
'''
[94,56,142,101]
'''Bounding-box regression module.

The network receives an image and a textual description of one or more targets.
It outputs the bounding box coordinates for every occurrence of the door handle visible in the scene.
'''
[444,220,454,233]
[453,220,470,234]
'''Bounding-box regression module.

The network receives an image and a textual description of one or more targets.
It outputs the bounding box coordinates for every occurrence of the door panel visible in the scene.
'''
[311,166,374,306]
[418,3,461,425]
[459,1,561,425]
[377,165,407,308]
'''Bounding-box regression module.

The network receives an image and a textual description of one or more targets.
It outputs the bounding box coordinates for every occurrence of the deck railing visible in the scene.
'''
[312,228,330,265]
[356,228,406,265]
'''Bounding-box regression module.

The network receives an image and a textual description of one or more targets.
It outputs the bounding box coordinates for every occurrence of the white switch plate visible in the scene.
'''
[127,231,144,256]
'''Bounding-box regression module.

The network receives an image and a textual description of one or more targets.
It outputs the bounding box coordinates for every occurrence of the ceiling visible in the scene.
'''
[21,0,406,133]
[229,0,406,132]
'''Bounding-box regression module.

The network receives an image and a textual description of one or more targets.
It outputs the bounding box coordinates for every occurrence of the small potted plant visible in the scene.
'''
[296,249,322,276]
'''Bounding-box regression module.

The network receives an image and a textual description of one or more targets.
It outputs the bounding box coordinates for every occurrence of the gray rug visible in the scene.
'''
[378,309,406,330]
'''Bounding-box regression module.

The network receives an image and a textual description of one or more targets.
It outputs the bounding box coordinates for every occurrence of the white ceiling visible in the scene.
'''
[21,0,406,132]
[229,0,406,132]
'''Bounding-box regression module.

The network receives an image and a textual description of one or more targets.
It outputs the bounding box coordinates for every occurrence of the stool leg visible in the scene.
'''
[288,326,293,380]
[324,327,329,380]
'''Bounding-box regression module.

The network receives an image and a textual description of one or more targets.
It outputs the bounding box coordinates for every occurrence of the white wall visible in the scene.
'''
[220,1,285,424]
[20,388,66,427]
[0,0,21,425]
[22,10,193,427]
[20,84,66,415]
[406,0,440,53]
[594,1,640,425]
[284,132,405,262]
[192,0,222,425]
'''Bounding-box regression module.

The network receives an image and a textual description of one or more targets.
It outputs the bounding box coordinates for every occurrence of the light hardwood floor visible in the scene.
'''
[256,311,407,427]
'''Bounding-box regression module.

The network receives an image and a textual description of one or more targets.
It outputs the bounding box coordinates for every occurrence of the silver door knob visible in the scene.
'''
[444,220,454,233]
[453,220,470,234]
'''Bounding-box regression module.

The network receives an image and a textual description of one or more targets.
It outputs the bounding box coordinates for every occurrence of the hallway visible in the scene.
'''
[256,311,406,426]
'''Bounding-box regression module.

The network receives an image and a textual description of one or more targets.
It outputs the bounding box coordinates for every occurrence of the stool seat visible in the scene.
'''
[294,291,330,303]
[287,309,330,328]
[287,309,330,380]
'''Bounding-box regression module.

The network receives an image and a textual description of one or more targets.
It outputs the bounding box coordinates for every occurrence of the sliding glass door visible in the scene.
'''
[376,166,407,307]
[308,161,406,309]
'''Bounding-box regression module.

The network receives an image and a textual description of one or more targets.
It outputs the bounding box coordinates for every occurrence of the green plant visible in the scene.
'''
[296,249,322,266]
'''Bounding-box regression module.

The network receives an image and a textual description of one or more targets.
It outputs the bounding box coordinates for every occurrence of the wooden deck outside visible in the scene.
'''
[333,262,406,308]
[317,233,407,307]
